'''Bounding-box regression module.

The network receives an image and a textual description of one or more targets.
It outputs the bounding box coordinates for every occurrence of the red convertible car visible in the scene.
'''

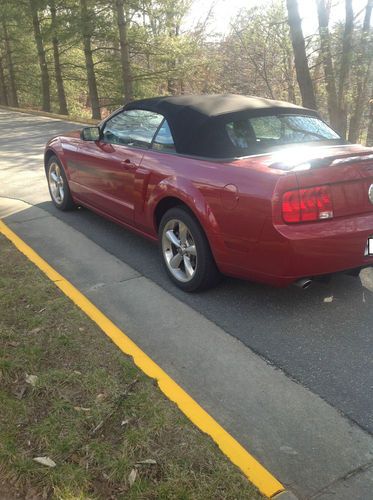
[45,94,373,291]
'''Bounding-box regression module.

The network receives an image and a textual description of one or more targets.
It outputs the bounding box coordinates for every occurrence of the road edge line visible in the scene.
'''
[0,219,284,498]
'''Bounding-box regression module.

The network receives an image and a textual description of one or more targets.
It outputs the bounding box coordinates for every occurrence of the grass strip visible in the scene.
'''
[0,234,262,499]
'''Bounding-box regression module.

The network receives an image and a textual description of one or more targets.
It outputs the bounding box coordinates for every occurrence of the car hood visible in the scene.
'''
[45,129,81,148]
[61,130,81,139]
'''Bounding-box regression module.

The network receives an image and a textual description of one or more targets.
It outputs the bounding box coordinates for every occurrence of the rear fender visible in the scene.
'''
[148,177,228,263]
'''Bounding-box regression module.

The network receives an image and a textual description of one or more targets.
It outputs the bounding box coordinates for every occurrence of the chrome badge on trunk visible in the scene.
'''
[369,184,373,205]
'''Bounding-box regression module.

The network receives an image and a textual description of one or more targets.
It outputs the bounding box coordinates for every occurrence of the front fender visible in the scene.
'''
[44,133,82,181]
[148,177,228,264]
[44,138,68,175]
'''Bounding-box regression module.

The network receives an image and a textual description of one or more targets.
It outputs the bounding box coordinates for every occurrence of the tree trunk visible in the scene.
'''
[316,0,341,133]
[80,0,101,120]
[166,20,180,96]
[0,58,9,105]
[286,0,317,109]
[30,0,51,112]
[2,21,18,107]
[50,0,68,115]
[366,96,373,146]
[348,0,372,143]
[285,49,296,104]
[167,59,178,95]
[115,0,133,103]
[337,0,354,138]
[311,51,323,97]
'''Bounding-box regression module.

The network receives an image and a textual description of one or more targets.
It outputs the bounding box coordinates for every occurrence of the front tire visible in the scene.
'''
[46,156,75,211]
[159,207,221,292]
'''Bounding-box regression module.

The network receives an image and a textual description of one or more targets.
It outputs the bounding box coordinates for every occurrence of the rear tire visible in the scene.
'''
[159,206,221,292]
[46,155,75,211]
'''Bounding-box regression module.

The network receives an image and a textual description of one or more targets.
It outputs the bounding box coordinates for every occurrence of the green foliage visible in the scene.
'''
[0,0,371,140]
[216,2,296,102]
[0,0,220,117]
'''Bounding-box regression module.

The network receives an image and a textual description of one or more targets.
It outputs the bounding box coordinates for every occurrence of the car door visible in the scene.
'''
[75,109,163,224]
[134,118,177,231]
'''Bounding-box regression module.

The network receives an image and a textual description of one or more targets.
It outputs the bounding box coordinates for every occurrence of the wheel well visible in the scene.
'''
[44,149,56,172]
[154,197,190,230]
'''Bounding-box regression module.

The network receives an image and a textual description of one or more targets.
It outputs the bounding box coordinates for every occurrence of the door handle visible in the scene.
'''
[121,159,135,169]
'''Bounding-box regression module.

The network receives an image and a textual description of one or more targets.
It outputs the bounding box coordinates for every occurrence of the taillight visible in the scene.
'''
[282,185,333,223]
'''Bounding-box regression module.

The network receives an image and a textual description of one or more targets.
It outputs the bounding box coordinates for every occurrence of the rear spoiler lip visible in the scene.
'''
[270,151,373,172]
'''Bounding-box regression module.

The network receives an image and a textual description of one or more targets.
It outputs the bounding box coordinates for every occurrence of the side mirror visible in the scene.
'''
[81,126,101,141]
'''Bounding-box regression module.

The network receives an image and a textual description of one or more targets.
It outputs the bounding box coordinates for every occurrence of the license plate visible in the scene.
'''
[369,238,373,256]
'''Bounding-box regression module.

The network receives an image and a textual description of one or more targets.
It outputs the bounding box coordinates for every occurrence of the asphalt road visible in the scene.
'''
[1,109,373,497]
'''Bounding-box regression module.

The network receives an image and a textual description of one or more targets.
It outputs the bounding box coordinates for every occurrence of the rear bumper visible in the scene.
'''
[219,212,373,286]
[276,213,373,276]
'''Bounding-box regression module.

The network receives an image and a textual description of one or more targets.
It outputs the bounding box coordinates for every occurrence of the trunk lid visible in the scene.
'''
[290,145,373,218]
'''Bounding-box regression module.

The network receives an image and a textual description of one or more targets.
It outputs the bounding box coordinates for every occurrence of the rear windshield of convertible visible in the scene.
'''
[224,114,341,156]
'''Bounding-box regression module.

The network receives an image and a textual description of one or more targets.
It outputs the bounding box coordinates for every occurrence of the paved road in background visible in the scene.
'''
[1,109,373,498]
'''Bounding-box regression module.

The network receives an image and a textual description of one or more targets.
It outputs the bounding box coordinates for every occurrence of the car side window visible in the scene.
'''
[250,116,281,140]
[103,109,163,148]
[226,120,256,148]
[152,119,176,153]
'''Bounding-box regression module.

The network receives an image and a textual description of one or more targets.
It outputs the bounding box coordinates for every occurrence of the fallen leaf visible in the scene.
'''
[29,327,41,334]
[136,459,157,465]
[38,308,46,313]
[73,370,82,375]
[95,393,106,402]
[121,419,130,426]
[78,327,85,332]
[74,406,91,412]
[33,456,56,467]
[128,468,137,487]
[25,374,38,387]
[8,341,20,347]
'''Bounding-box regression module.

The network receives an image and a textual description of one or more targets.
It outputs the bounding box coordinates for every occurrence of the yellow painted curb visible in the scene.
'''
[0,219,284,498]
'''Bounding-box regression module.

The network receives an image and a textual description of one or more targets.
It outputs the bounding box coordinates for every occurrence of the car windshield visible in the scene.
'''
[225,114,342,155]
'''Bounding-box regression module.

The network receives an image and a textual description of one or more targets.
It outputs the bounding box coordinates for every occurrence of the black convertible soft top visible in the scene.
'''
[123,94,319,158]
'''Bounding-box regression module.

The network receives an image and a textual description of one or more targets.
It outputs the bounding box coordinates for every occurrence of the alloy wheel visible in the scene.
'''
[48,162,65,205]
[162,219,198,283]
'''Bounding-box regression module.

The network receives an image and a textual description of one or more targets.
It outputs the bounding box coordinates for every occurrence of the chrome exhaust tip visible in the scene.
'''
[294,278,312,290]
